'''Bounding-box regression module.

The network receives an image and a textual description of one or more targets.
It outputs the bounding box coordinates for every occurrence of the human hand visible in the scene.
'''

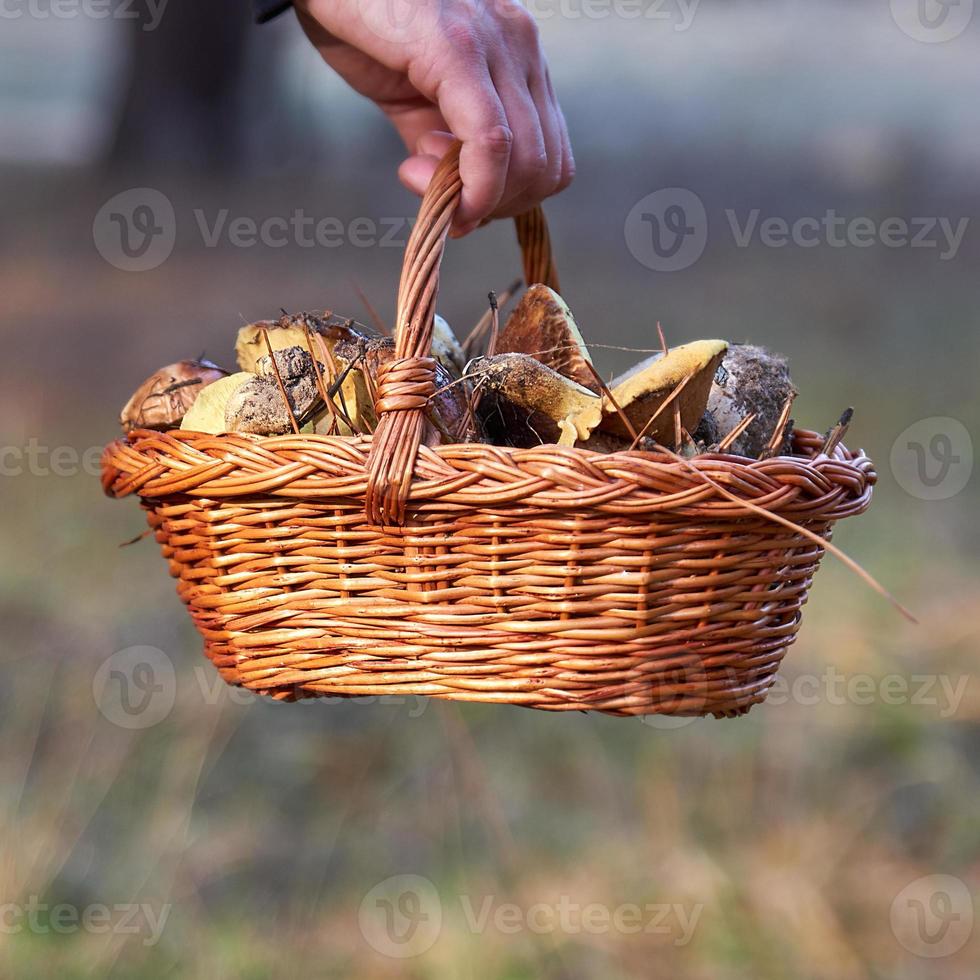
[293,0,574,235]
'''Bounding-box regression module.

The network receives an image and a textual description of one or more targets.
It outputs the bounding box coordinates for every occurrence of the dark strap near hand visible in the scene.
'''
[253,0,291,24]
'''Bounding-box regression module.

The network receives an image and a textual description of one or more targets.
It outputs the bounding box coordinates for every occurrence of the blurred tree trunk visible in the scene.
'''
[108,0,253,173]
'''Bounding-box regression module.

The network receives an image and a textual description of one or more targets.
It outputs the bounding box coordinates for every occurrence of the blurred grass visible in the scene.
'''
[2,117,980,977]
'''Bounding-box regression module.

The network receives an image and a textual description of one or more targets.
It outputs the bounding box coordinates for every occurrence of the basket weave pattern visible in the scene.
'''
[102,145,875,718]
[103,428,873,716]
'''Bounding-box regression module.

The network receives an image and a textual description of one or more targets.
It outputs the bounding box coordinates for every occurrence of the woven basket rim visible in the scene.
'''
[102,425,875,523]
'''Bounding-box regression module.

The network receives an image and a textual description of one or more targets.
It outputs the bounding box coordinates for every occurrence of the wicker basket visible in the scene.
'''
[102,145,875,718]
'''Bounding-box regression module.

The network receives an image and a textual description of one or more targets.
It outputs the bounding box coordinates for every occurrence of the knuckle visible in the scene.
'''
[504,5,541,46]
[520,146,550,183]
[479,124,515,157]
[531,154,563,198]
[558,155,576,191]
[441,20,486,60]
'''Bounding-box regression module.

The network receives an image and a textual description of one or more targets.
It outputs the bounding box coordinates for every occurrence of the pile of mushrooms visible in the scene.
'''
[120,287,803,459]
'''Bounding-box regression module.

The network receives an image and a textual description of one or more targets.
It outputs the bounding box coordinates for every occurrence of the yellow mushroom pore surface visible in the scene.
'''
[597,339,728,441]
[180,372,255,434]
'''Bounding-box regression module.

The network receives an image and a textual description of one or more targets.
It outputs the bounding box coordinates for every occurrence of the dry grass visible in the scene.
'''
[1,172,978,977]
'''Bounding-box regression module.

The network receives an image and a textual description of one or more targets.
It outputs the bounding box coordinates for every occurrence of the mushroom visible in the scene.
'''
[470,353,602,448]
[594,339,728,445]
[698,345,797,457]
[224,347,324,435]
[120,359,228,432]
[430,315,467,378]
[180,372,256,434]
[235,310,373,373]
[334,336,479,444]
[497,285,598,391]
[473,339,727,450]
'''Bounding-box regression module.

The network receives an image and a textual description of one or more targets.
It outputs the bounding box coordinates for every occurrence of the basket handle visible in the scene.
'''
[364,140,558,525]
[514,205,560,294]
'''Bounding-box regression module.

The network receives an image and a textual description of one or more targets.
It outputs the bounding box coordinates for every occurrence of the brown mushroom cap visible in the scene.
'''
[497,285,598,391]
[472,353,601,448]
[120,359,228,432]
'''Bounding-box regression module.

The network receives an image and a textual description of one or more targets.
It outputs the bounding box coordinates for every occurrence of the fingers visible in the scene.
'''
[384,103,446,154]
[416,130,456,158]
[396,130,451,196]
[487,15,572,221]
[417,47,513,234]
[405,10,572,234]
[542,65,575,195]
[484,69,549,224]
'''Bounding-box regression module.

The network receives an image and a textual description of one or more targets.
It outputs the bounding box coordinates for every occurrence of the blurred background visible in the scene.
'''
[1,0,978,976]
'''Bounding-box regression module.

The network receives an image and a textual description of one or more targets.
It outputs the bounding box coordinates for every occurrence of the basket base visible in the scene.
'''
[102,426,874,719]
[172,531,809,720]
